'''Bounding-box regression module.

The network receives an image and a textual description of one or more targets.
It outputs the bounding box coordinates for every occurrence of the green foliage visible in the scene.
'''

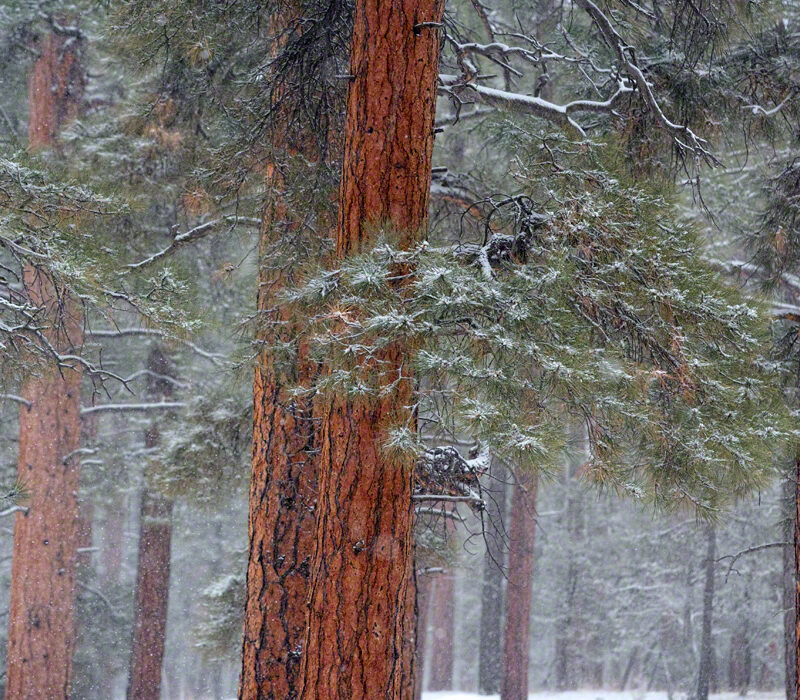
[152,390,251,506]
[193,571,245,665]
[283,146,788,514]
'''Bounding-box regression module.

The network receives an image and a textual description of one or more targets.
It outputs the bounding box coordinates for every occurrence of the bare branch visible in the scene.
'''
[125,216,260,271]
[0,394,31,408]
[80,401,186,416]
[574,0,718,164]
[718,541,788,581]
[87,327,228,365]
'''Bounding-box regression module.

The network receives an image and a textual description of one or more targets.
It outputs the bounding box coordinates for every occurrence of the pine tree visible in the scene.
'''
[5,26,85,698]
[127,346,176,699]
[501,471,538,700]
[297,0,444,695]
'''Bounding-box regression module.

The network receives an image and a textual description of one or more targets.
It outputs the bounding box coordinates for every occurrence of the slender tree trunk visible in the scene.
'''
[297,1,443,696]
[554,558,577,690]
[76,410,98,572]
[478,458,507,695]
[99,492,125,696]
[501,472,538,700]
[428,570,456,690]
[696,523,717,700]
[414,573,433,700]
[784,464,797,700]
[555,448,582,692]
[794,457,800,700]
[127,346,175,700]
[5,29,84,700]
[102,494,125,587]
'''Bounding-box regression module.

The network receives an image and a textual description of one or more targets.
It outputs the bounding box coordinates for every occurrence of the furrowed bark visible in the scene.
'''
[297,0,444,697]
[127,346,175,700]
[501,472,538,700]
[239,4,331,692]
[27,31,84,150]
[5,29,84,700]
[239,186,318,699]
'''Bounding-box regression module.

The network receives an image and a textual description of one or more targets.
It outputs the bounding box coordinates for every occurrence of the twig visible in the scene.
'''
[718,541,788,581]
[80,401,186,416]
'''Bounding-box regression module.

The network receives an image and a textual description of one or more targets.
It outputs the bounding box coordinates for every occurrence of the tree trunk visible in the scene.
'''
[127,491,173,700]
[554,556,577,690]
[478,458,507,695]
[501,472,538,700]
[696,523,717,700]
[238,1,336,693]
[27,31,84,150]
[239,171,320,700]
[428,571,456,691]
[555,448,582,692]
[297,1,443,696]
[794,457,800,700]
[99,492,125,696]
[127,346,175,700]
[414,572,433,700]
[784,464,797,700]
[5,29,84,700]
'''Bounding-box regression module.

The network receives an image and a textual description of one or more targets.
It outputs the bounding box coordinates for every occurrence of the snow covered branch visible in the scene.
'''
[0,394,31,408]
[742,93,794,118]
[574,0,718,164]
[125,216,260,271]
[87,327,228,365]
[80,401,186,416]
[718,540,788,581]
[439,74,633,137]
[411,494,485,505]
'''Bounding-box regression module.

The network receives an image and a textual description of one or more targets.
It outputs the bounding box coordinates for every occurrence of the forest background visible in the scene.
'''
[2,0,800,699]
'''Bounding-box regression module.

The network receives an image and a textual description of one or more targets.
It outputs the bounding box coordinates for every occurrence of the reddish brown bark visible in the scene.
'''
[5,30,84,700]
[239,223,318,699]
[6,330,83,699]
[127,346,175,700]
[126,490,173,700]
[297,1,443,697]
[427,571,456,691]
[501,472,538,700]
[28,31,84,149]
[238,0,341,691]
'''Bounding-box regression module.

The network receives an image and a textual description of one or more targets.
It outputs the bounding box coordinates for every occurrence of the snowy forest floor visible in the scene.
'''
[422,692,784,700]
